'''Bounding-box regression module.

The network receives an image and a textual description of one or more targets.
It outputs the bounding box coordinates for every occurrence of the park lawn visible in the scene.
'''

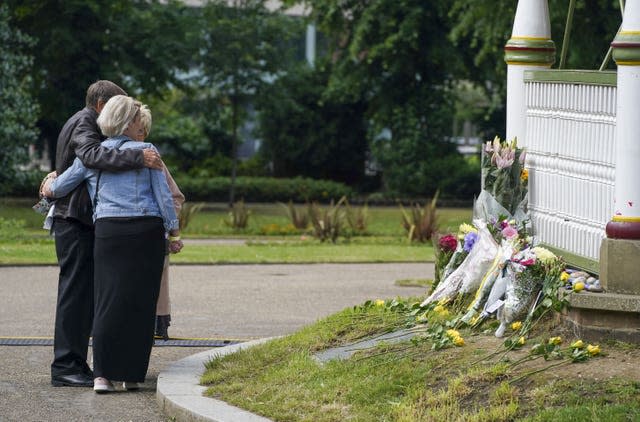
[1,199,463,265]
[201,302,640,422]
[0,239,432,265]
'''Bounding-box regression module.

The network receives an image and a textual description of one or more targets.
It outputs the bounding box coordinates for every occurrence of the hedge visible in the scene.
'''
[174,176,353,203]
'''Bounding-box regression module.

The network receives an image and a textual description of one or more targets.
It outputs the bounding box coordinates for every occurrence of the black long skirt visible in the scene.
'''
[93,217,165,382]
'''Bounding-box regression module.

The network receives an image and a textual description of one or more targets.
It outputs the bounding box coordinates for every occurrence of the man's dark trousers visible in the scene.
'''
[51,218,94,377]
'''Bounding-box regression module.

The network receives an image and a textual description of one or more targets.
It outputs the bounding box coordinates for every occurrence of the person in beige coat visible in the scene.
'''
[136,105,185,340]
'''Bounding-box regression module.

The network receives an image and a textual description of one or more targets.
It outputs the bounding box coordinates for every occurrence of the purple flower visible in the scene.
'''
[463,232,478,252]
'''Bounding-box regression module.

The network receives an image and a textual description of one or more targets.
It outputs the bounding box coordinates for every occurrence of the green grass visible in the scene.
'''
[200,302,640,422]
[0,199,469,265]
[0,238,433,266]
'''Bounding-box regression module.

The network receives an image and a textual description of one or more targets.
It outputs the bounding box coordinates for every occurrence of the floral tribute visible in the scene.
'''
[357,135,603,384]
[422,135,593,343]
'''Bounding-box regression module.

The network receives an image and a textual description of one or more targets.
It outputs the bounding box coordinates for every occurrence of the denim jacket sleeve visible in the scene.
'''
[148,146,179,232]
[49,157,90,199]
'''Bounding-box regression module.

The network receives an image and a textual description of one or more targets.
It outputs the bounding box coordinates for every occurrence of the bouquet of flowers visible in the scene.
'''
[481,136,527,217]
[495,246,561,336]
[422,220,498,306]
[433,233,458,290]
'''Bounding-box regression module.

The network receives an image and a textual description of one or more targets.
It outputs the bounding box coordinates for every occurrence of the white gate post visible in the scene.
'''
[505,0,555,147]
[601,0,640,295]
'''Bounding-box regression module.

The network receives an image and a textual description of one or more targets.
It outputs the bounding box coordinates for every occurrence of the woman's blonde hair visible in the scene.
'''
[96,95,141,137]
[139,104,152,138]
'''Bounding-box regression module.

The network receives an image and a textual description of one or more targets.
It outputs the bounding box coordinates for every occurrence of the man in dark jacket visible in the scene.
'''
[51,80,163,387]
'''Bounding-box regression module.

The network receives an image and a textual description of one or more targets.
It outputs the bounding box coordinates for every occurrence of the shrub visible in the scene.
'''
[280,200,309,230]
[224,200,251,229]
[308,197,347,243]
[400,191,439,243]
[345,200,369,235]
[179,202,204,231]
[174,176,352,203]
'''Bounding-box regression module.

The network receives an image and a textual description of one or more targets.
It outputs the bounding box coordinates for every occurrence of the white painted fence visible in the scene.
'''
[524,70,617,265]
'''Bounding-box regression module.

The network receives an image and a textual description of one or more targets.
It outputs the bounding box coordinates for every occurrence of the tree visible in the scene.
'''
[258,64,368,186]
[0,5,39,196]
[6,0,198,167]
[448,0,622,138]
[198,0,302,204]
[288,0,466,197]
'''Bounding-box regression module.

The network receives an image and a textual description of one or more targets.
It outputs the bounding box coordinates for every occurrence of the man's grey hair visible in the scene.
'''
[85,80,127,109]
[139,104,152,138]
[96,95,141,137]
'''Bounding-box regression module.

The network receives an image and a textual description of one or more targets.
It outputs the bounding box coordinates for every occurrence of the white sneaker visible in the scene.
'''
[123,382,140,391]
[93,377,114,394]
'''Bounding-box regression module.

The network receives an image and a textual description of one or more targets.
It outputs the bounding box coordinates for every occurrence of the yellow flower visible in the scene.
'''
[548,336,562,345]
[453,336,465,346]
[434,304,450,316]
[561,272,570,282]
[587,344,601,356]
[571,340,584,349]
[521,168,529,182]
[532,246,556,264]
[374,299,385,307]
[458,223,477,235]
[573,282,585,293]
[446,329,460,338]
[518,336,526,346]
[510,321,522,331]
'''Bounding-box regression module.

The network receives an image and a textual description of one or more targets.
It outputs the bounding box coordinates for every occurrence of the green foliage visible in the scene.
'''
[279,201,309,230]
[0,5,39,196]
[308,197,347,243]
[344,200,369,235]
[178,202,204,232]
[174,176,352,203]
[0,218,28,241]
[198,0,303,202]
[257,64,368,186]
[400,192,439,243]
[7,0,198,155]
[224,200,251,229]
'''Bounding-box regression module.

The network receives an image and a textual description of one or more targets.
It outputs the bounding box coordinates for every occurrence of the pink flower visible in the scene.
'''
[501,226,518,239]
[519,258,535,266]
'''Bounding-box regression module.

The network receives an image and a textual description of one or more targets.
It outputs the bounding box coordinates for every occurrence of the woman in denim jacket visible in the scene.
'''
[43,95,182,393]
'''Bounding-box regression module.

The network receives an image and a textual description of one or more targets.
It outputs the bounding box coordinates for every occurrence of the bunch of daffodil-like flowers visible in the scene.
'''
[502,336,602,384]
[481,136,527,216]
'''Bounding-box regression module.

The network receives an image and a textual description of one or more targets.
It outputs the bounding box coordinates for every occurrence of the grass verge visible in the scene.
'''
[201,299,640,421]
[0,239,433,265]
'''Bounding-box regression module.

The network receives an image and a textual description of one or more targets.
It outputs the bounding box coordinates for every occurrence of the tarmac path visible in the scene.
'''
[0,263,431,421]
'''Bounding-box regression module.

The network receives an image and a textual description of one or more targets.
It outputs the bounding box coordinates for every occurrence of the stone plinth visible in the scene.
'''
[600,238,640,295]
[564,291,640,344]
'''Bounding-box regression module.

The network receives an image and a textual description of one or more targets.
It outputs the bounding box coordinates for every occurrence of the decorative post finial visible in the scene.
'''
[505,0,555,147]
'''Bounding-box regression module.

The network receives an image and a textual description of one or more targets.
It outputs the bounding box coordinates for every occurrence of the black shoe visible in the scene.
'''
[51,373,94,387]
[155,315,171,341]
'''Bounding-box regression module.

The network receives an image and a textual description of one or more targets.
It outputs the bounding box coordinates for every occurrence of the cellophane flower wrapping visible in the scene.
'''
[462,239,518,323]
[481,136,527,217]
[459,221,500,294]
[421,220,498,306]
[497,246,557,326]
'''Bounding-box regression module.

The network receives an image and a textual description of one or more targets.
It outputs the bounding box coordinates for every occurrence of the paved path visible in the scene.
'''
[0,263,431,421]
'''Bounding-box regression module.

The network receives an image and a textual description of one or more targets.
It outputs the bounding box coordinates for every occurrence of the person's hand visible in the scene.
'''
[142,148,163,170]
[169,239,184,254]
[39,171,57,197]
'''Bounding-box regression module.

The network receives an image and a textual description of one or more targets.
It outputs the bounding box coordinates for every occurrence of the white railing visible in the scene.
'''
[524,71,617,264]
